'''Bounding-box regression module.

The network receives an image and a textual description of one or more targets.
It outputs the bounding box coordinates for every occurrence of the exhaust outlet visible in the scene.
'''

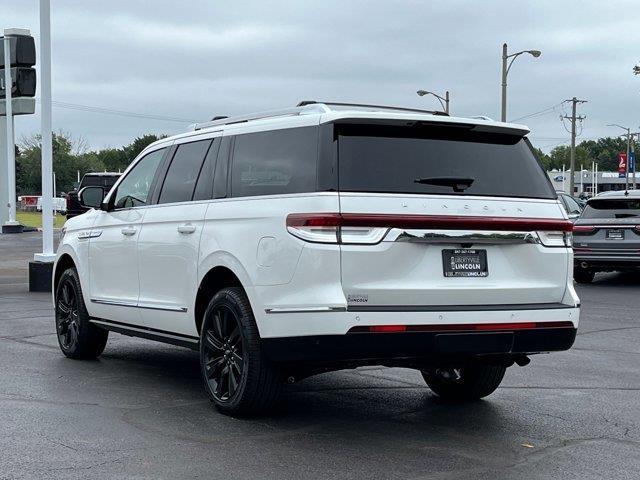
[580,261,589,269]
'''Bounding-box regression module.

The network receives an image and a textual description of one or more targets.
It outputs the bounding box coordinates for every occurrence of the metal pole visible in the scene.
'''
[3,36,18,227]
[562,163,566,192]
[569,98,577,196]
[595,163,598,195]
[445,91,450,115]
[632,135,636,189]
[35,0,55,262]
[625,129,630,192]
[501,43,507,122]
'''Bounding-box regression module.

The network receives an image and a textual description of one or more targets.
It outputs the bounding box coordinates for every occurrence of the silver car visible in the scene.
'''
[573,190,640,282]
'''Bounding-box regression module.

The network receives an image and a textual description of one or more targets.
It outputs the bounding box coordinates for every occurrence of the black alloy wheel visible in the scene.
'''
[54,267,108,359]
[202,304,246,402]
[199,287,281,415]
[56,278,80,350]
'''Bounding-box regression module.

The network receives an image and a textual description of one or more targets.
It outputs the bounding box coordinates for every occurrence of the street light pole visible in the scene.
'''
[607,124,632,192]
[416,89,450,114]
[500,43,541,122]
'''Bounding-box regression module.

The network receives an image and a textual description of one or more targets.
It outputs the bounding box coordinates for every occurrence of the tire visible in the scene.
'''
[421,364,506,401]
[574,268,595,284]
[55,267,108,359]
[199,287,281,416]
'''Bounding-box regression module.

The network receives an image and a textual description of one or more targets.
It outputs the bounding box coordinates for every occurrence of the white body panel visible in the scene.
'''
[338,193,570,308]
[137,201,208,335]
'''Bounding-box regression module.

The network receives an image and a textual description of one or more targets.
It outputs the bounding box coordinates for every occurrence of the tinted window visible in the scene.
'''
[159,140,212,204]
[562,194,582,214]
[582,199,640,219]
[231,127,318,197]
[193,138,221,201]
[337,124,555,199]
[113,149,165,209]
[81,175,119,188]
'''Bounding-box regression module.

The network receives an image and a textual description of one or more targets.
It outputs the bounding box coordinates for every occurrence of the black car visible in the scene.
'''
[66,172,120,219]
[572,191,640,283]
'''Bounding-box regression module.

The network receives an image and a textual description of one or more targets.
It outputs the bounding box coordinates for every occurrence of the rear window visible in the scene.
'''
[336,124,555,199]
[582,199,640,219]
[81,175,119,188]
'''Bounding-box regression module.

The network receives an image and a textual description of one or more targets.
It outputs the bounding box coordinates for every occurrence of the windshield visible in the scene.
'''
[582,199,640,219]
[336,123,555,199]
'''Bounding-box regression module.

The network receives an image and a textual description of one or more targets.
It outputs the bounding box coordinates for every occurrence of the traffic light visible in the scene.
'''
[0,33,36,99]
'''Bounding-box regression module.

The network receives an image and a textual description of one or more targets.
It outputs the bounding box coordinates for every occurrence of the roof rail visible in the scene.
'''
[194,103,330,131]
[194,101,449,131]
[297,100,448,116]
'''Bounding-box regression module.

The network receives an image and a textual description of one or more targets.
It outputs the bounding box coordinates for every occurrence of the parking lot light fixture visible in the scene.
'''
[416,89,450,114]
[501,43,542,121]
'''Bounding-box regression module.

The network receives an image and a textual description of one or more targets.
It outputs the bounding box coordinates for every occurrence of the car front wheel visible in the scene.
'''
[55,267,108,359]
[199,287,281,416]
[421,364,506,401]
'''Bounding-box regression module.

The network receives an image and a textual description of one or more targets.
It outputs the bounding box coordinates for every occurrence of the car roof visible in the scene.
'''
[83,172,121,177]
[593,190,640,198]
[140,101,531,153]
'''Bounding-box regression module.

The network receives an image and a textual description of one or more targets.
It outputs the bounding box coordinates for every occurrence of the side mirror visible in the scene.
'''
[78,186,105,209]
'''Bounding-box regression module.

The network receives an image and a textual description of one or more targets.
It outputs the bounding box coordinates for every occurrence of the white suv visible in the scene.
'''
[53,102,580,415]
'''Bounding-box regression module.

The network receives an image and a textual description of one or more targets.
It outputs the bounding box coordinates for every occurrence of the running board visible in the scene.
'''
[90,318,199,350]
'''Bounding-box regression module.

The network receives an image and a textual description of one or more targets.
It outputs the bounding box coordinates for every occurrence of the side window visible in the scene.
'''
[158,140,212,204]
[230,126,318,197]
[113,149,166,209]
[564,195,582,214]
[193,138,221,201]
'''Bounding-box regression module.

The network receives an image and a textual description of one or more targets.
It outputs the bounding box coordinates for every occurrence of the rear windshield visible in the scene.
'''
[336,124,555,199]
[582,199,640,219]
[82,175,119,188]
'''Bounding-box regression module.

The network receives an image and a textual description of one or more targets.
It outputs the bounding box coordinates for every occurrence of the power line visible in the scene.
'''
[34,99,198,124]
[509,102,564,123]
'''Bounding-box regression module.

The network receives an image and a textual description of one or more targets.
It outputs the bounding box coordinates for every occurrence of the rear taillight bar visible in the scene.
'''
[349,321,574,333]
[286,213,574,245]
[287,213,574,232]
[573,225,597,234]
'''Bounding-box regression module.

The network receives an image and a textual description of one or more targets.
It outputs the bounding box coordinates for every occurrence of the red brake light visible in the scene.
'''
[573,225,596,234]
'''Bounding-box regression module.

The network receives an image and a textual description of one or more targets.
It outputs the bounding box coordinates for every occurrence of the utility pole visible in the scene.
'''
[563,97,587,196]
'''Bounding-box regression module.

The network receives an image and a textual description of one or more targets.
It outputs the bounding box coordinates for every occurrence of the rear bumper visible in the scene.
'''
[574,253,640,270]
[262,327,577,364]
[259,305,579,364]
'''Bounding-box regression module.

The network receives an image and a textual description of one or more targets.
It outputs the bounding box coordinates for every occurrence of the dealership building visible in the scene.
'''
[548,170,638,196]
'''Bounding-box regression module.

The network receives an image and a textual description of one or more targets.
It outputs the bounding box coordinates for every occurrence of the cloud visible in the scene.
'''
[4,0,640,152]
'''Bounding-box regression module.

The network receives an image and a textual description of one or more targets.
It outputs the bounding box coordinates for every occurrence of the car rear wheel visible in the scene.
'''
[574,268,595,284]
[55,267,108,359]
[421,364,506,401]
[199,287,281,416]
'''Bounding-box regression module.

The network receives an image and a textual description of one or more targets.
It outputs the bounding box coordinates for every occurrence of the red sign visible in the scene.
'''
[618,153,627,177]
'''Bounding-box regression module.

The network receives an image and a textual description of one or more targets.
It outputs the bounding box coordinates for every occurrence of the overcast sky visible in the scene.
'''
[4,0,640,153]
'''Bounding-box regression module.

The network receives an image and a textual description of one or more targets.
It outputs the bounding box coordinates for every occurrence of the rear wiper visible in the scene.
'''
[414,176,475,192]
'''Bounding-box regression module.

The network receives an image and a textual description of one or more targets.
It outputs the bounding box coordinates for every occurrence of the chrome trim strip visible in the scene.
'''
[90,319,198,344]
[91,299,187,312]
[265,306,347,314]
[77,229,102,239]
[385,229,541,245]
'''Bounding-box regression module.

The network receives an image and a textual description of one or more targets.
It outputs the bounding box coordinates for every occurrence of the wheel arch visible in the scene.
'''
[195,265,254,335]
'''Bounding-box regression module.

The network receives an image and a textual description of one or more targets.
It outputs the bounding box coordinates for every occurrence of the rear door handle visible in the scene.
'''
[177,223,196,234]
[121,226,137,236]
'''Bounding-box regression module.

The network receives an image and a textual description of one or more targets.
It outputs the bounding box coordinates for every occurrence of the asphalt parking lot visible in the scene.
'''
[1,232,639,480]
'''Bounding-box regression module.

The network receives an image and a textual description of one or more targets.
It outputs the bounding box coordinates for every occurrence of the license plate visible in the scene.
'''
[442,249,488,277]
[606,229,624,240]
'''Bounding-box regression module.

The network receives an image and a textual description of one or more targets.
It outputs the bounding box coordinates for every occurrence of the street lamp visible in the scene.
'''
[501,43,541,122]
[416,89,450,115]
[607,123,631,191]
